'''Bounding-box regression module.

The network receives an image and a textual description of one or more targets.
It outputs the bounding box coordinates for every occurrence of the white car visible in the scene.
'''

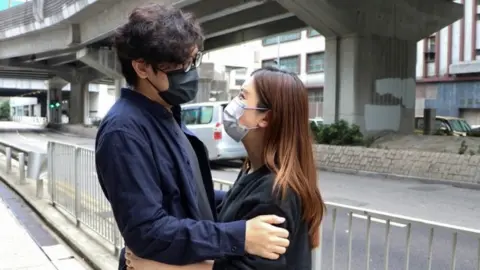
[181,101,247,161]
[309,117,324,126]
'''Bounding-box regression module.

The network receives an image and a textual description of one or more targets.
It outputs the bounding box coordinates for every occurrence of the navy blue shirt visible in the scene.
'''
[95,88,245,267]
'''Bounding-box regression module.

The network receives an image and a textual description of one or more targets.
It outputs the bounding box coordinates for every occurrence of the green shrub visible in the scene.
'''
[313,120,364,146]
[0,100,10,120]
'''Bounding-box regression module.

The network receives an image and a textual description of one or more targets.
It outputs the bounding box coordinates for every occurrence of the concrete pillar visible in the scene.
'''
[114,79,125,100]
[323,34,416,134]
[69,81,88,124]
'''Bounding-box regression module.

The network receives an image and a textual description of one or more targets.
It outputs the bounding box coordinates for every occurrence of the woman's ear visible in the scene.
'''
[258,110,271,128]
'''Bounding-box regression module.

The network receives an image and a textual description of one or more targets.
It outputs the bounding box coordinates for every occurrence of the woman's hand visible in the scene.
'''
[125,248,185,270]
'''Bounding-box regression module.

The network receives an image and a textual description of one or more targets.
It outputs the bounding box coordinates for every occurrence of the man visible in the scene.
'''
[95,3,290,269]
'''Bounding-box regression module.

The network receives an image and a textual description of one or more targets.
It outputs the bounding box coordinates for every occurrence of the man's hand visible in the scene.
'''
[245,215,290,260]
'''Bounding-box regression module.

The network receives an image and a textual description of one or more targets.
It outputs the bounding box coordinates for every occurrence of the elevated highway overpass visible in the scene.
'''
[0,0,464,133]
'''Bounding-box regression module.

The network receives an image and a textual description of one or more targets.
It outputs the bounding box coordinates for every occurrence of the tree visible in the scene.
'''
[0,100,11,120]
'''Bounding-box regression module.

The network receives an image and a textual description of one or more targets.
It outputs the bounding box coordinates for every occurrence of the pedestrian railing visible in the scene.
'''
[48,141,124,255]
[32,141,480,269]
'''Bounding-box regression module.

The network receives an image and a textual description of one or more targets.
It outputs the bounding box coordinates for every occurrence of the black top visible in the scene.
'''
[213,166,312,270]
[172,121,214,220]
[95,88,246,268]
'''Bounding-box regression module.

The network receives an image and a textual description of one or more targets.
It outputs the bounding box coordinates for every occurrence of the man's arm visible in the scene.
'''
[96,130,246,265]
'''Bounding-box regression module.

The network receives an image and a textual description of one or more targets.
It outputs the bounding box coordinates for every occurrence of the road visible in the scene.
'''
[2,131,480,269]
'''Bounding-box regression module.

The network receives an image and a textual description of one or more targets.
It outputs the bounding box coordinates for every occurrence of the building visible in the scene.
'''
[416,0,480,125]
[206,0,480,123]
[0,0,29,11]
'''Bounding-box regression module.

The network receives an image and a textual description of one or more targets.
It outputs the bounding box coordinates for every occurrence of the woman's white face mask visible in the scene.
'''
[222,96,267,142]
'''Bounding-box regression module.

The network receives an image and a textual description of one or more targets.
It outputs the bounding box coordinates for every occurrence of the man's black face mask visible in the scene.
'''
[146,67,200,106]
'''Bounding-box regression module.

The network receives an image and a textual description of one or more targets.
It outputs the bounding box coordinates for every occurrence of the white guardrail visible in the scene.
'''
[11,116,48,126]
[1,140,480,269]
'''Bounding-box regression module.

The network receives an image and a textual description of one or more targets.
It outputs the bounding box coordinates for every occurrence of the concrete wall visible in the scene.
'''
[314,144,480,185]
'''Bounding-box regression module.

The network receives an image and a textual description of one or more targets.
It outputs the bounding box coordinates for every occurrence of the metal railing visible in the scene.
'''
[0,140,48,197]
[42,141,480,269]
[11,116,47,126]
[48,141,123,255]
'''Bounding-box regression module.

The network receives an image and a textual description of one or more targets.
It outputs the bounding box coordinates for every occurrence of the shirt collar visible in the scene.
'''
[121,88,182,120]
[121,88,191,134]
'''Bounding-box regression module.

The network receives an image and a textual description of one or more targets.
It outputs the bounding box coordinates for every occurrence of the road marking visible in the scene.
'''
[351,213,406,228]
[50,180,109,211]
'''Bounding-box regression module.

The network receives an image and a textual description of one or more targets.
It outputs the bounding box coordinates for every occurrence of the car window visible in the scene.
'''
[199,106,214,124]
[182,106,214,125]
[182,109,199,125]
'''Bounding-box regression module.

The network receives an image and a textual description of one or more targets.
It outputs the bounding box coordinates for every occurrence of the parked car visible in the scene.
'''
[414,115,472,136]
[309,117,324,127]
[181,101,247,161]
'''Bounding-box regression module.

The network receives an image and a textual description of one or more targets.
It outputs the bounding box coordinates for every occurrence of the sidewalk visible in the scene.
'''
[0,195,56,269]
[0,151,117,270]
[0,194,88,270]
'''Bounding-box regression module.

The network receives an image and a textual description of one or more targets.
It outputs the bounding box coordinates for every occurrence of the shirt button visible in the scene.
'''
[231,246,237,252]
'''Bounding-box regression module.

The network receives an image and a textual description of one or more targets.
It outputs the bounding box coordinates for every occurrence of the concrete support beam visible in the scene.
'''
[76,48,122,79]
[0,26,75,59]
[202,1,291,39]
[204,16,307,52]
[0,59,72,78]
[185,0,264,23]
[46,55,77,67]
[323,34,416,134]
[277,0,463,40]
[78,0,199,45]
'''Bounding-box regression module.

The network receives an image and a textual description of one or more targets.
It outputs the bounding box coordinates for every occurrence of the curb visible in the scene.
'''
[0,172,117,270]
[320,166,480,190]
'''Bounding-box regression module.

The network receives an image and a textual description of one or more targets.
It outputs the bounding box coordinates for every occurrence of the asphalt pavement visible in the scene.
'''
[1,131,480,269]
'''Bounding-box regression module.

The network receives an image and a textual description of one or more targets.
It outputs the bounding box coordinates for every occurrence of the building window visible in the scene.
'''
[307,28,321,38]
[262,31,301,46]
[306,52,325,73]
[279,56,300,74]
[308,90,323,103]
[235,79,245,86]
[424,35,436,63]
[262,56,301,74]
[261,59,277,68]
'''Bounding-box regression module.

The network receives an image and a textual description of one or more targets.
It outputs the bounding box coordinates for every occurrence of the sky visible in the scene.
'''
[0,0,28,11]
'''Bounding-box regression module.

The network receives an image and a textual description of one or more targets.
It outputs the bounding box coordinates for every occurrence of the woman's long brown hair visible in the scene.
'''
[249,66,325,248]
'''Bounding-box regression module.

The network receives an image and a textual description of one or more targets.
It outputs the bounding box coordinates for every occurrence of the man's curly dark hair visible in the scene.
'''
[113,3,204,87]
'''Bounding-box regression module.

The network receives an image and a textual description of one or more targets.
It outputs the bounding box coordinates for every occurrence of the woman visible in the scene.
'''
[126,66,325,270]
